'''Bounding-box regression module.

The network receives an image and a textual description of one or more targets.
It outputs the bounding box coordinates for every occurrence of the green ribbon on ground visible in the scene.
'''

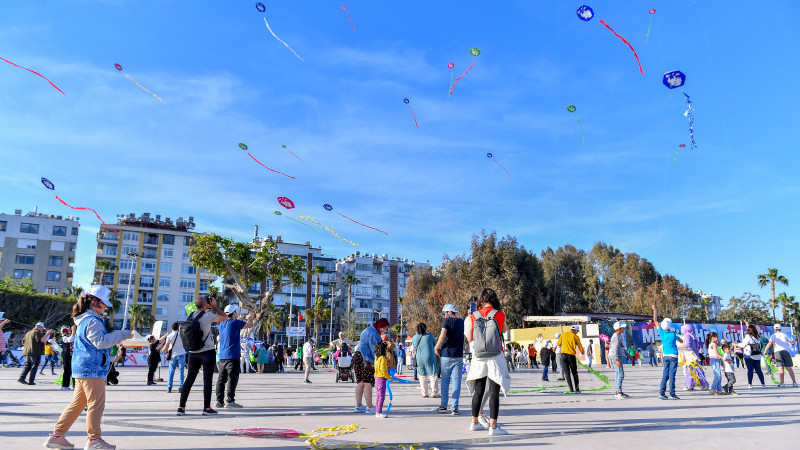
[764,356,781,385]
[563,361,610,394]
[510,384,568,394]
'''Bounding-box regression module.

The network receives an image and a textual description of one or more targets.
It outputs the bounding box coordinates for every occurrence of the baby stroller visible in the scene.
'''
[3,350,22,368]
[336,354,354,383]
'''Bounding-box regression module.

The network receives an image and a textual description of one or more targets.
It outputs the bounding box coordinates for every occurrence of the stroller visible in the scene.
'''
[335,354,354,383]
[2,350,22,368]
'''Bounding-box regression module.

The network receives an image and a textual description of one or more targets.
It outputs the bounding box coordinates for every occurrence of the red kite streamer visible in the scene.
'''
[283,145,305,164]
[55,195,118,233]
[492,159,511,178]
[0,56,65,95]
[341,6,356,33]
[248,153,296,179]
[449,61,475,95]
[599,20,643,75]
[407,105,419,129]
[337,213,388,235]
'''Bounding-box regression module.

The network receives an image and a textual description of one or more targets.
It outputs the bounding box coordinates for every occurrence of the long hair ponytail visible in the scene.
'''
[72,294,93,318]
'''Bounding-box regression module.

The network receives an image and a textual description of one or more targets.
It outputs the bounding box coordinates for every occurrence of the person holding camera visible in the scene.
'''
[19,322,54,385]
[215,304,253,408]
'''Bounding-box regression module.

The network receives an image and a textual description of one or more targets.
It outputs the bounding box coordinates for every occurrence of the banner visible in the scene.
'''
[286,327,305,337]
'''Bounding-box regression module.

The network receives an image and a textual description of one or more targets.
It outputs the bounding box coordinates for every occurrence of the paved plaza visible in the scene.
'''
[1,364,799,449]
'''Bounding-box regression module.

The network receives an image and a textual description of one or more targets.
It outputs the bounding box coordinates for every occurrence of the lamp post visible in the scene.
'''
[328,280,337,342]
[121,251,140,330]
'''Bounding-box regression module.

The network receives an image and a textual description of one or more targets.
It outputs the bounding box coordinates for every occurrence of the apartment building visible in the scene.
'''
[0,208,78,293]
[94,213,213,331]
[694,290,723,320]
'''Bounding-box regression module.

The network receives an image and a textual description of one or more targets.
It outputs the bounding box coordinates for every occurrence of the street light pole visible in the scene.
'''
[122,251,140,330]
[328,281,337,343]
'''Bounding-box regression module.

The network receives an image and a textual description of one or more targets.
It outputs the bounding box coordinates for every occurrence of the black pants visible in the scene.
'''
[277,359,284,373]
[724,372,736,393]
[471,376,500,420]
[19,355,41,383]
[551,355,558,372]
[179,350,216,409]
[295,357,304,370]
[216,359,240,404]
[561,353,580,392]
[148,358,159,383]
[61,353,73,388]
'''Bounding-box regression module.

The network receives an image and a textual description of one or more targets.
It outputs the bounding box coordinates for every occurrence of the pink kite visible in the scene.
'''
[599,334,610,343]
[277,196,296,209]
[341,6,356,33]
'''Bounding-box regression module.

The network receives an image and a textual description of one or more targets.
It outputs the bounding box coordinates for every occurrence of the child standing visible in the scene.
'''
[706,332,723,395]
[722,344,737,395]
[374,342,390,418]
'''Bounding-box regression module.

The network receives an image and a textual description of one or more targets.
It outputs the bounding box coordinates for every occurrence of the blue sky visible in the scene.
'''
[1,1,798,308]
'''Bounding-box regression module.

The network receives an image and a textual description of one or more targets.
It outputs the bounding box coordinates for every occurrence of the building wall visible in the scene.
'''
[0,210,79,293]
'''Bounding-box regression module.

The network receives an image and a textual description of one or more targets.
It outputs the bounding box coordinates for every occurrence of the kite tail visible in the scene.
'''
[0,56,65,95]
[285,149,305,164]
[247,152,296,179]
[450,61,476,95]
[599,20,643,75]
[563,360,610,393]
[574,117,585,146]
[345,11,356,33]
[264,17,304,62]
[646,16,653,44]
[338,213,388,235]
[124,74,162,102]
[765,356,781,385]
[55,195,119,233]
[492,159,511,178]
[408,105,419,129]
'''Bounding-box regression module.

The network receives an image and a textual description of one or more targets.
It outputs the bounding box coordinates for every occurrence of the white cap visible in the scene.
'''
[86,285,113,307]
[442,304,457,313]
[661,318,672,331]
[571,325,580,331]
[36,322,45,328]
[613,321,627,330]
[774,324,782,330]
[224,304,239,315]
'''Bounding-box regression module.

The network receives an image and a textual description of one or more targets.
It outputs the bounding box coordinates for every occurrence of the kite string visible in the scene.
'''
[123,74,162,102]
[263,17,304,62]
[407,105,419,129]
[449,61,475,95]
[598,20,643,75]
[337,212,388,235]
[54,195,119,234]
[0,56,65,95]
[248,153,296,179]
[492,159,511,178]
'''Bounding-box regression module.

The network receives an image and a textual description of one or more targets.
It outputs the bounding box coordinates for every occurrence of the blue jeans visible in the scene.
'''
[587,356,592,368]
[542,363,549,380]
[439,356,464,409]
[613,359,624,393]
[660,356,678,395]
[168,354,186,389]
[710,358,722,392]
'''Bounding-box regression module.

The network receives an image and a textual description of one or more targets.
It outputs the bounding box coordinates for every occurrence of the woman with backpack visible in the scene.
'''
[737,323,766,388]
[466,288,510,436]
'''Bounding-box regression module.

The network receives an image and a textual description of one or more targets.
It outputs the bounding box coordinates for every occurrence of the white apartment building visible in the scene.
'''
[95,213,213,331]
[0,208,79,293]
[694,290,723,320]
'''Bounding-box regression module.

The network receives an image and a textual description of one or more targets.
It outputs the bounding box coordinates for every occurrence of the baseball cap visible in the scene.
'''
[86,285,112,307]
[661,318,672,330]
[613,321,627,330]
[224,304,239,315]
[36,322,45,328]
[774,324,782,330]
[571,325,580,331]
[442,304,457,313]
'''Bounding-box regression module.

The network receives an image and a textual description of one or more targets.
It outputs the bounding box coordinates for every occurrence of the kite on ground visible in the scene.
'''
[341,6,356,33]
[0,56,65,95]
[114,63,162,102]
[599,20,643,75]
[403,98,419,129]
[486,153,510,178]
[567,104,585,146]
[231,428,300,438]
[450,49,479,95]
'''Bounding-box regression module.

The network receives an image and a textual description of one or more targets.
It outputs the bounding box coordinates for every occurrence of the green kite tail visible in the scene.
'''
[54,374,63,385]
[646,16,653,44]
[563,361,610,394]
[510,384,568,394]
[764,356,781,385]
[574,117,585,146]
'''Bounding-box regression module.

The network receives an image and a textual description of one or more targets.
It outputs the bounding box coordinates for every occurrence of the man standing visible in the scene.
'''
[303,338,316,383]
[553,333,562,379]
[146,335,160,385]
[609,321,628,398]
[653,303,683,400]
[540,342,552,381]
[586,339,594,369]
[163,322,185,393]
[19,322,53,385]
[215,305,253,408]
[764,324,798,387]
[60,326,75,391]
[434,304,464,415]
[177,296,228,416]
[556,325,585,393]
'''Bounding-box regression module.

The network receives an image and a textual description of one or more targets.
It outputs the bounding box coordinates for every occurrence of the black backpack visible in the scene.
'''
[340,342,350,355]
[180,311,207,352]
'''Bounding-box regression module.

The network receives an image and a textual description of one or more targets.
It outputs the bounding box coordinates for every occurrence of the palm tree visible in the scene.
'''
[758,268,789,321]
[699,296,712,321]
[128,303,155,333]
[63,285,84,300]
[311,265,326,299]
[259,303,284,340]
[96,259,112,285]
[341,274,361,317]
[304,296,331,344]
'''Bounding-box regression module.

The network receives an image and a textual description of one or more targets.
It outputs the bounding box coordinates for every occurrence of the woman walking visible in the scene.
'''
[412,323,439,398]
[737,323,766,388]
[466,288,511,435]
[43,285,131,450]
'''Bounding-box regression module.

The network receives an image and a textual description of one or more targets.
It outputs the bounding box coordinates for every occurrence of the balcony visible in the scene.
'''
[98,233,118,243]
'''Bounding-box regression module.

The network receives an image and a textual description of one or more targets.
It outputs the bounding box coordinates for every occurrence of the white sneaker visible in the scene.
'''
[353,406,366,413]
[376,412,388,418]
[762,384,768,389]
[84,438,116,450]
[469,422,485,431]
[60,387,71,391]
[489,426,508,436]
[748,384,752,389]
[615,393,624,399]
[364,406,376,414]
[44,434,74,449]
[478,413,491,428]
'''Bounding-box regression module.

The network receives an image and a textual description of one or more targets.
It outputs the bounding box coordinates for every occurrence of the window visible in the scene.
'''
[52,226,67,236]
[162,235,175,245]
[20,223,39,234]
[13,269,33,279]
[159,262,172,273]
[139,276,154,288]
[0,220,6,231]
[121,245,138,255]
[50,241,65,251]
[103,245,118,256]
[116,291,126,300]
[180,292,194,303]
[199,280,208,292]
[157,292,171,302]
[141,261,156,274]
[182,249,190,259]
[180,278,196,289]
[141,249,157,259]
[122,231,139,242]
[119,259,137,271]
[17,239,37,249]
[144,234,159,245]
[118,274,130,285]
[181,264,196,275]
[158,277,171,287]
[49,256,63,266]
[137,292,151,303]
[15,254,35,264]
[103,274,114,285]
[156,307,168,317]
[47,271,61,281]
[162,248,174,259]
[183,236,193,246]
[45,287,59,294]
[71,227,78,236]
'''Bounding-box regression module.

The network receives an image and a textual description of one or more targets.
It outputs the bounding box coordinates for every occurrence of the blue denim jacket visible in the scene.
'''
[71,311,130,379]
[356,325,381,364]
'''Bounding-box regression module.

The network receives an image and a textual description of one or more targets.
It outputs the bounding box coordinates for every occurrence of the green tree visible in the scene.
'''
[260,303,284,339]
[717,292,771,324]
[96,259,113,285]
[188,234,305,329]
[699,296,712,321]
[0,275,36,295]
[304,296,331,344]
[340,274,361,317]
[757,268,789,321]
[128,303,155,333]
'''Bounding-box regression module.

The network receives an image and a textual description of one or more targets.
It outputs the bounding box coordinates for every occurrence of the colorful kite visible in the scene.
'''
[241,144,295,179]
[599,20,643,75]
[298,214,357,245]
[275,211,317,231]
[486,153,510,178]
[341,6,356,33]
[0,56,65,95]
[41,177,55,190]
[255,2,265,12]
[662,70,686,89]
[450,49,479,95]
[683,93,697,149]
[599,334,610,343]
[646,8,656,44]
[576,5,594,21]
[567,104,585,146]
[55,195,119,234]
[277,196,295,209]
[282,145,304,164]
[448,62,455,95]
[262,17,304,62]
[114,63,162,102]
[403,98,419,129]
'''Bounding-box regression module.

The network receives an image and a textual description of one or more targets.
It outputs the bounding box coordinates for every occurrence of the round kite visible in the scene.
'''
[41,177,55,190]
[238,143,248,150]
[599,334,610,343]
[470,48,481,57]
[256,2,265,12]
[649,8,656,14]
[114,63,123,71]
[448,62,454,69]
[486,153,493,158]
[323,204,333,211]
[274,211,282,215]
[567,105,576,113]
[679,144,686,148]
[663,70,686,89]
[577,5,594,21]
[277,196,295,209]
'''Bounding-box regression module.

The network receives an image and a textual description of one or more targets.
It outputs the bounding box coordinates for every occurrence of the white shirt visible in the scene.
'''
[741,334,762,360]
[722,354,734,373]
[165,330,185,357]
[770,332,794,353]
[302,341,314,358]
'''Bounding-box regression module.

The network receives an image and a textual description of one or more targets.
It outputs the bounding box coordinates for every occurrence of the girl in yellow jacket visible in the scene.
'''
[373,342,391,418]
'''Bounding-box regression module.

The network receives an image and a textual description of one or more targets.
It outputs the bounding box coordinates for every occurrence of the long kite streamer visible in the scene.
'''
[450,61,475,95]
[510,384,568,394]
[0,56,65,95]
[248,153,296,179]
[486,153,510,178]
[263,17,304,62]
[275,211,317,231]
[403,98,419,129]
[55,195,119,234]
[564,360,611,393]
[124,74,162,102]
[646,8,656,44]
[599,20,643,75]
[338,212,388,235]
[683,93,697,148]
[341,6,356,33]
[298,214,357,245]
[282,145,304,164]
[567,105,585,146]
